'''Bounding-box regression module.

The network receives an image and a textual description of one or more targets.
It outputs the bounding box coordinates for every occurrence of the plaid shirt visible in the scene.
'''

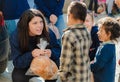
[59,24,92,82]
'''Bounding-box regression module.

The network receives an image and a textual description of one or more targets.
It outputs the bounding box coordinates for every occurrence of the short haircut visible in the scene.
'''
[68,1,87,22]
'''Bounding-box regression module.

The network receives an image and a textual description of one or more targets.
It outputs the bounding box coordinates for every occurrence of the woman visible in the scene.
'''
[10,9,61,82]
[34,0,66,37]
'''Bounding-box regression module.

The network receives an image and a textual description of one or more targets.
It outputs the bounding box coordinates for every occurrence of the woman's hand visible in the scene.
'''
[44,49,51,57]
[32,49,51,57]
[90,60,94,64]
[32,49,45,57]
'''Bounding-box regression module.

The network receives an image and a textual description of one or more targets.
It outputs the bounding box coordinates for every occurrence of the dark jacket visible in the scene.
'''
[10,29,61,68]
[0,0,30,20]
[34,0,64,18]
[91,43,116,82]
[0,15,9,73]
[89,26,100,61]
[0,15,9,62]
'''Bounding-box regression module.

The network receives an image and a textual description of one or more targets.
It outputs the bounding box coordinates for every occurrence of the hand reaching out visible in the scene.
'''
[50,14,57,24]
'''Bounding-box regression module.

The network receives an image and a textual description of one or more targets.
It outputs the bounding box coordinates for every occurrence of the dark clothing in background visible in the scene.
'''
[0,0,30,20]
[88,0,98,13]
[34,0,64,18]
[89,26,100,61]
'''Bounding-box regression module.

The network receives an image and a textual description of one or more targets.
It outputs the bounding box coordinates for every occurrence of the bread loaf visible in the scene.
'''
[30,56,58,80]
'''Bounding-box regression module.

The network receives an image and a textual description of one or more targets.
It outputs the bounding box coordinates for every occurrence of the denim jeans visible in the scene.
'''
[55,14,66,37]
[5,20,17,36]
[0,25,9,73]
[5,20,17,60]
[106,0,114,14]
[55,14,66,46]
[46,14,66,46]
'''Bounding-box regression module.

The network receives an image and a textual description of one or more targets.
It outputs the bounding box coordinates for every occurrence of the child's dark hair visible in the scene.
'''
[68,1,87,22]
[100,17,120,40]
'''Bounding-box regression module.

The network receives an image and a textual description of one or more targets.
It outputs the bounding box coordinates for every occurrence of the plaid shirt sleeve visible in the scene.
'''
[59,31,74,81]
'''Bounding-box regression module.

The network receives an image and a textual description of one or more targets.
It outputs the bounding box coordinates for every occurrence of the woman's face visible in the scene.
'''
[97,26,111,42]
[29,16,44,36]
[84,14,93,31]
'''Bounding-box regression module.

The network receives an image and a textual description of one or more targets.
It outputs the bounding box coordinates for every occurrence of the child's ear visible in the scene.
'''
[108,31,111,39]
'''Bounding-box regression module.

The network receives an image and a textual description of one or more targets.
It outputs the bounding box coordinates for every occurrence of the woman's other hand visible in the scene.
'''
[44,49,51,57]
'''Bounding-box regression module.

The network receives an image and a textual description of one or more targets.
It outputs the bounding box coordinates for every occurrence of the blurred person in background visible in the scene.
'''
[85,12,100,61]
[115,0,120,8]
[0,0,30,35]
[0,0,30,61]
[88,0,98,17]
[0,12,9,74]
[106,0,114,17]
[34,0,66,39]
[114,17,120,82]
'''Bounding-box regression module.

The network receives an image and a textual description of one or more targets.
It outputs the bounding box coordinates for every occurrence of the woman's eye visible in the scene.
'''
[33,22,37,24]
[40,21,43,23]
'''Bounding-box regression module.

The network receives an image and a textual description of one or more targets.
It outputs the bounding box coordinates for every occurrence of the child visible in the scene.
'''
[91,17,120,82]
[85,12,100,61]
[59,1,92,82]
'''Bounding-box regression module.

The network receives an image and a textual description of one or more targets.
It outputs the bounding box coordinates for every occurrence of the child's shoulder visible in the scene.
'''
[102,43,115,51]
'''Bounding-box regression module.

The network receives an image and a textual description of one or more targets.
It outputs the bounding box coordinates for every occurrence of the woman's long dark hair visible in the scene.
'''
[17,9,50,53]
